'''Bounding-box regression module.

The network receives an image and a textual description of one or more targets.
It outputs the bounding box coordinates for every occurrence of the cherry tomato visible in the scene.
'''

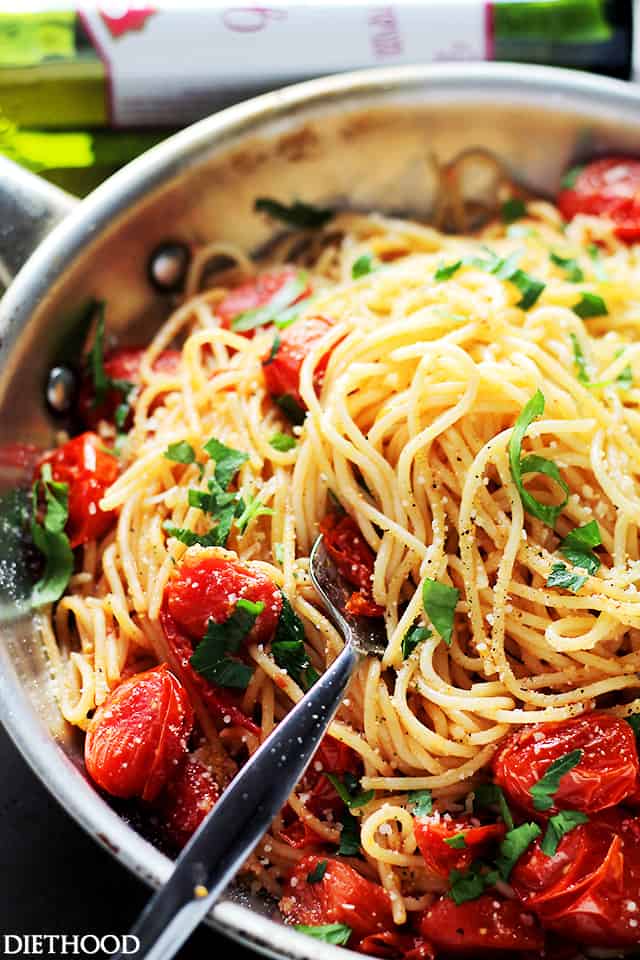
[37,432,119,548]
[85,665,193,802]
[357,932,434,960]
[262,315,334,409]
[158,753,219,849]
[413,815,506,878]
[511,809,640,947]
[418,894,544,953]
[280,855,394,940]
[320,513,384,618]
[217,268,311,334]
[164,551,282,643]
[557,157,640,242]
[278,819,327,850]
[299,735,362,818]
[492,712,639,816]
[78,347,181,429]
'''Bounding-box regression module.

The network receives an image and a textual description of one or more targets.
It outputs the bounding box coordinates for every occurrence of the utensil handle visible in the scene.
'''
[119,641,359,960]
[0,157,76,284]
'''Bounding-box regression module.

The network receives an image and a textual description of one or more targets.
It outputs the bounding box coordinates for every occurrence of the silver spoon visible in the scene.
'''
[115,534,385,960]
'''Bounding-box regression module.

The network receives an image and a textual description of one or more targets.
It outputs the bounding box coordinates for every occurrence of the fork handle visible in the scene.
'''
[117,641,359,960]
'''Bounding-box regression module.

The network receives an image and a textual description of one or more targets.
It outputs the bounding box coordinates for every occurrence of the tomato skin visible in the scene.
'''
[413,816,506,878]
[357,932,434,960]
[511,810,640,947]
[158,753,219,849]
[492,712,639,816]
[262,314,334,408]
[417,895,544,953]
[164,551,282,643]
[280,855,394,940]
[85,665,193,802]
[78,347,181,429]
[557,157,640,242]
[300,734,362,817]
[320,513,384,618]
[217,268,311,334]
[37,432,119,548]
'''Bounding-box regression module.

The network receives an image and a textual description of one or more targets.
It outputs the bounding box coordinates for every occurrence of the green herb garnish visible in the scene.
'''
[407,789,433,816]
[306,860,328,884]
[269,432,296,452]
[352,254,376,279]
[164,441,197,465]
[401,623,431,660]
[422,578,459,647]
[559,520,601,576]
[473,783,514,831]
[255,197,334,229]
[295,924,351,946]
[501,197,526,224]
[540,810,588,857]
[435,260,463,282]
[202,437,248,490]
[235,492,274,535]
[337,807,361,856]
[449,864,498,905]
[444,834,467,849]
[573,292,607,319]
[530,749,583,812]
[508,390,568,528]
[326,772,374,810]
[496,822,541,880]
[546,562,588,593]
[560,166,583,190]
[190,598,263,689]
[550,251,584,283]
[30,464,74,606]
[272,594,318,691]
[232,272,309,333]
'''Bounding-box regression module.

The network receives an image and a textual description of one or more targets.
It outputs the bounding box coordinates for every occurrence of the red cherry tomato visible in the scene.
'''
[262,314,334,409]
[320,513,384,618]
[158,753,219,849]
[280,855,394,940]
[85,665,193,802]
[511,810,640,948]
[216,268,311,334]
[557,157,640,242]
[299,734,362,818]
[492,712,639,817]
[357,932,434,960]
[78,347,181,429]
[37,432,119,548]
[413,815,506,878]
[418,894,544,953]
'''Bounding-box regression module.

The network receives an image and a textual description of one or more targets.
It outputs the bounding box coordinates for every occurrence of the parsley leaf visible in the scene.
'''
[401,623,431,660]
[511,270,545,310]
[540,810,588,857]
[626,714,640,743]
[559,520,601,576]
[295,924,351,946]
[435,260,463,282]
[275,394,306,426]
[352,254,376,279]
[449,864,498,905]
[508,390,568,528]
[467,249,544,309]
[202,437,248,490]
[235,493,274,535]
[546,562,587,593]
[164,441,196,465]
[422,578,459,647]
[573,292,607,319]
[407,789,433,816]
[444,834,467,849]
[560,165,583,190]
[272,594,318,691]
[501,197,526,224]
[30,465,74,607]
[231,272,309,333]
[473,783,514,831]
[337,807,361,856]
[254,197,333,229]
[326,772,374,809]
[269,432,296,452]
[550,251,584,283]
[306,860,328,884]
[190,598,263,689]
[530,749,583,812]
[496,822,541,880]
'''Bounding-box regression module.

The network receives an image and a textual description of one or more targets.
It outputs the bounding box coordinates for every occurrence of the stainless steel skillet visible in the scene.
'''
[3,63,640,960]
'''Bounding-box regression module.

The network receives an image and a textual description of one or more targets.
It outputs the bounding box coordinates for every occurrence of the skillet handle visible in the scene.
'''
[0,157,76,285]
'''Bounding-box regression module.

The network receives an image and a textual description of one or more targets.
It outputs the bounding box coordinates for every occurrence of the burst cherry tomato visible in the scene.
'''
[280,855,394,940]
[85,665,193,802]
[511,809,640,947]
[418,895,544,953]
[492,712,639,816]
[37,432,119,547]
[158,753,219,849]
[320,513,383,617]
[78,346,181,429]
[262,315,334,410]
[357,932,434,960]
[216,268,311,333]
[557,157,640,242]
[413,815,506,877]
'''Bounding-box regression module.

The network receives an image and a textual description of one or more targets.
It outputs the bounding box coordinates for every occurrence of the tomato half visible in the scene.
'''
[418,894,544,953]
[157,752,219,849]
[511,809,640,948]
[492,712,639,816]
[320,513,384,617]
[280,855,394,940]
[37,432,119,548]
[85,664,193,802]
[262,314,334,409]
[413,815,506,878]
[557,157,640,242]
[216,268,311,334]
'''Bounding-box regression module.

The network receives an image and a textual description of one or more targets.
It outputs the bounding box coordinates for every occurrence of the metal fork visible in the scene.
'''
[114,535,385,960]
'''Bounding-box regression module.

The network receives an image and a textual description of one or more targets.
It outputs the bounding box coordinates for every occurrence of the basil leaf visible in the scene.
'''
[30,465,74,607]
[269,432,296,452]
[231,272,308,333]
[560,165,583,190]
[407,789,433,816]
[272,594,318,691]
[559,520,601,576]
[275,394,306,425]
[202,437,248,490]
[422,578,459,647]
[326,772,374,809]
[435,260,462,282]
[306,860,328,884]
[449,864,498,905]
[510,270,545,310]
[337,808,361,856]
[401,623,431,660]
[254,197,333,229]
[508,390,568,528]
[540,810,588,857]
[573,292,607,319]
[352,254,375,279]
[190,598,263,689]
[501,197,526,224]
[473,783,514,831]
[496,822,542,880]
[295,924,351,946]
[550,251,584,283]
[530,749,583,812]
[546,562,587,593]
[444,834,467,849]
[165,441,196,465]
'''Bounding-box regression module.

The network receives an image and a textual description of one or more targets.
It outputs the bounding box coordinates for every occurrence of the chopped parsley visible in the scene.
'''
[337,807,361,856]
[546,562,587,594]
[271,594,318,691]
[232,271,309,333]
[264,333,281,366]
[352,254,376,279]
[508,390,568,528]
[163,524,223,548]
[435,260,462,282]
[540,810,588,857]
[295,923,352,946]
[235,492,274,535]
[401,623,431,660]
[422,578,459,647]
[530,749,583,812]
[449,863,498,905]
[275,393,306,426]
[473,783,514,831]
[203,437,248,490]
[190,598,263,689]
[501,197,526,224]
[164,441,197,465]
[559,520,601,576]
[269,432,296,452]
[626,714,640,743]
[254,197,334,229]
[306,860,328,884]
[407,789,433,816]
[573,292,607,319]
[496,822,541,880]
[550,251,584,283]
[560,165,583,190]
[326,771,374,809]
[444,833,467,849]
[30,464,74,606]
